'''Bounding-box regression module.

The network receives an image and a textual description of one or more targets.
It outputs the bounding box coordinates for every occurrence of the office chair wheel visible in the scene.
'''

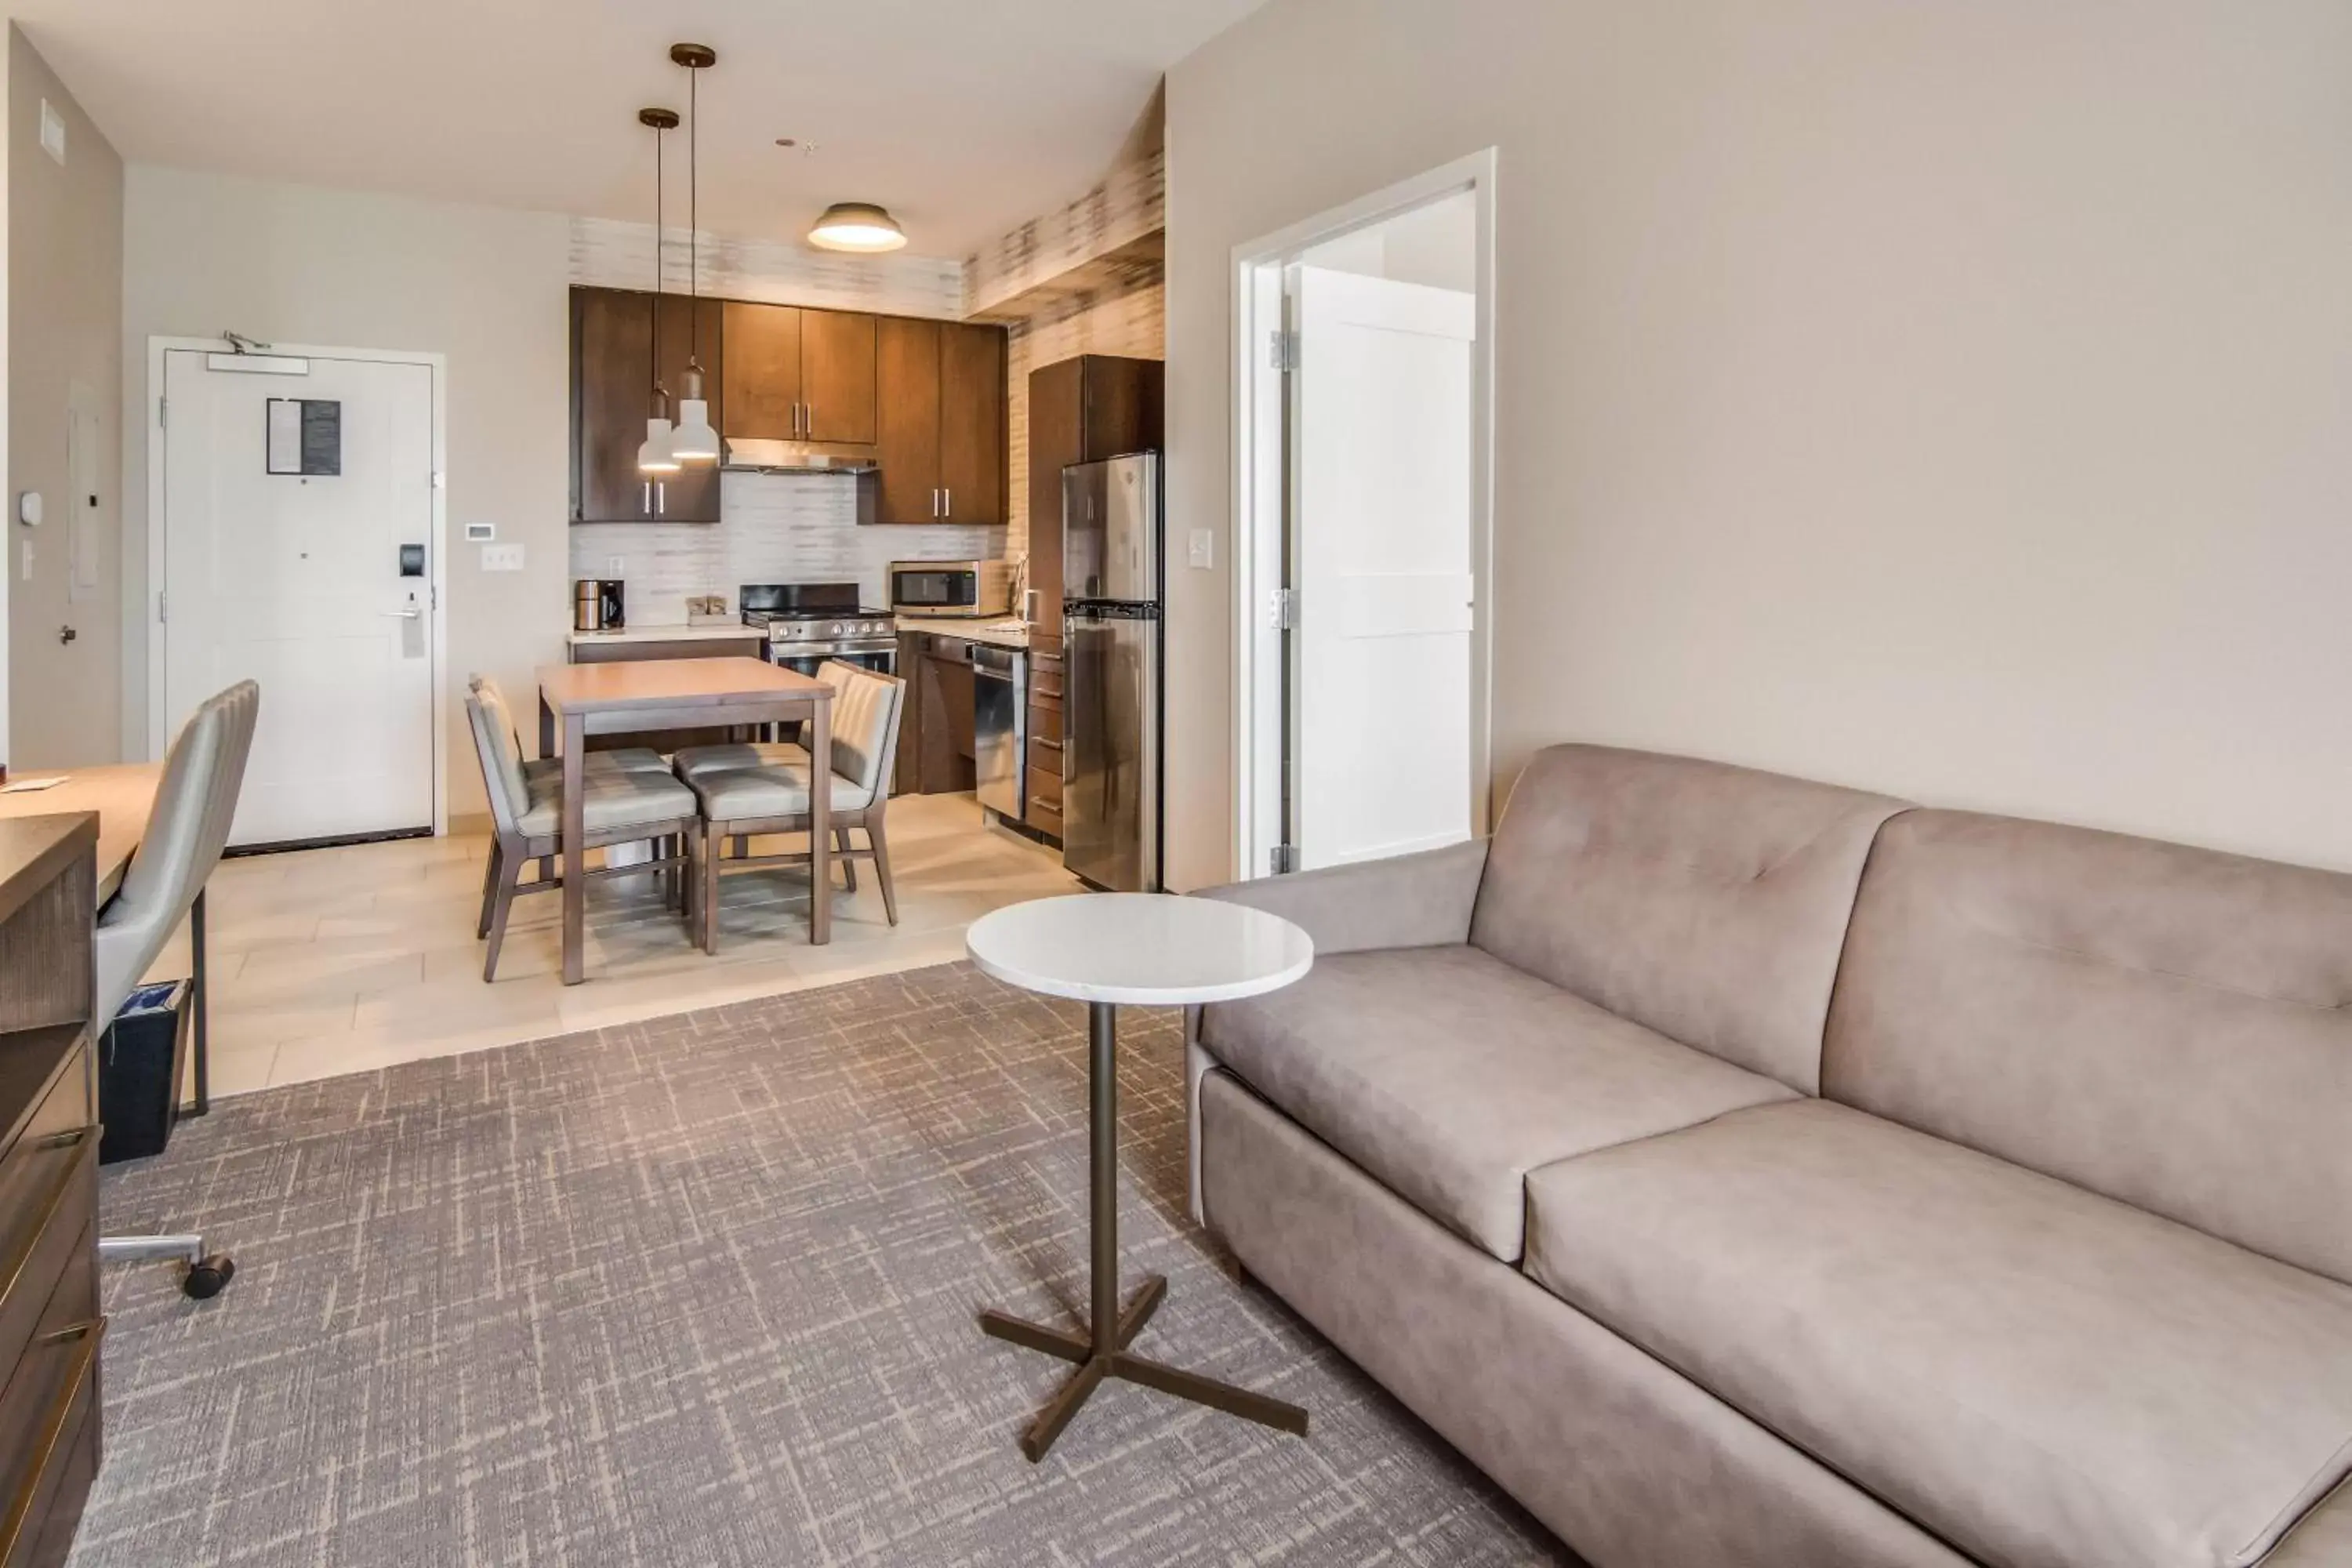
[181,1255,236,1300]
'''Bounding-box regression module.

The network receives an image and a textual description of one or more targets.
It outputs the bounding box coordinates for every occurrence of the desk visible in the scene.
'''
[0,764,162,903]
[0,763,219,1115]
[536,658,835,985]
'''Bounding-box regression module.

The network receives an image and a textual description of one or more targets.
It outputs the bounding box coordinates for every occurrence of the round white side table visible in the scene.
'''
[966,892,1314,1462]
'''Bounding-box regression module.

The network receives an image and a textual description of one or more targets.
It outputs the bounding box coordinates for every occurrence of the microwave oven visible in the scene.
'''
[889,559,1014,618]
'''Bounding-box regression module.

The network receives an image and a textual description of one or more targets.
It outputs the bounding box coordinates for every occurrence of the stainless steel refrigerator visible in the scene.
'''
[1062,452,1162,892]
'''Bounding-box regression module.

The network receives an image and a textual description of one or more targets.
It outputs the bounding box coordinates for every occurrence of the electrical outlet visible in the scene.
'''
[481,543,525,572]
[1188,529,1214,570]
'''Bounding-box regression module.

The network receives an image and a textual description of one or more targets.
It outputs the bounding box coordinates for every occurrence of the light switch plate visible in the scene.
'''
[463,522,495,543]
[605,555,626,575]
[481,543,525,572]
[1188,529,1214,570]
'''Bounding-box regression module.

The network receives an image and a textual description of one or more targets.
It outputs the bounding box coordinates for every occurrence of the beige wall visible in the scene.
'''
[122,165,571,817]
[8,27,123,768]
[1004,271,1165,556]
[1165,0,2352,887]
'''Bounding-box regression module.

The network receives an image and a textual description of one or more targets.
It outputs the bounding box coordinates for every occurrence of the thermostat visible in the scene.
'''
[16,492,41,528]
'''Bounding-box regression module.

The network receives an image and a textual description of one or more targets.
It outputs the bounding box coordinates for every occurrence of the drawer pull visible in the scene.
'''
[1033,737,1062,753]
[0,1316,104,1563]
[0,1127,92,1318]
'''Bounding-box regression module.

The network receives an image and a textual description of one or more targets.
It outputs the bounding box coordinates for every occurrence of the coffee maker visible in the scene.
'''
[572,579,625,632]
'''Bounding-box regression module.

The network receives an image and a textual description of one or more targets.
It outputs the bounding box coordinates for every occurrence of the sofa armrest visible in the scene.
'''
[1191,837,1490,957]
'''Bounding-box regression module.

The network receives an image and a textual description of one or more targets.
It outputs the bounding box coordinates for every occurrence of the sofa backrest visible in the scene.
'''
[1824,809,2352,1286]
[1470,745,1904,1093]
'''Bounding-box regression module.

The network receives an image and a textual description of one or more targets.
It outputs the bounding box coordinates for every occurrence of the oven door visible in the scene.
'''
[891,567,979,615]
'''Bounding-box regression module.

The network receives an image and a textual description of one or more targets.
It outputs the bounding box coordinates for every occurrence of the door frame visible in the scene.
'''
[141,336,451,836]
[1229,149,1499,882]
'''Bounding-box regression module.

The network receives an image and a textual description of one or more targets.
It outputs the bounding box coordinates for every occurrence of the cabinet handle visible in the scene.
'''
[944,488,952,519]
[643,481,652,515]
[656,481,666,517]
[1033,736,1062,753]
[803,402,814,439]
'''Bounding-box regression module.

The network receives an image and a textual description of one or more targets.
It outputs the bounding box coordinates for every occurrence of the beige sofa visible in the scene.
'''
[1189,744,2352,1568]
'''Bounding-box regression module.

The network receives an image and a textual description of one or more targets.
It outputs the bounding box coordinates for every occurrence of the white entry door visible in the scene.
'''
[1289,264,1477,869]
[162,349,437,848]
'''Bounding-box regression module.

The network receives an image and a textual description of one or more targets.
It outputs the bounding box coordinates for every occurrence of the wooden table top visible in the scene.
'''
[536,656,830,714]
[0,763,162,902]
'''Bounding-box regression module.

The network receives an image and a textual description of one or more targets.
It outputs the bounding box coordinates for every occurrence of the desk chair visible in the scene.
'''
[95,679,258,1299]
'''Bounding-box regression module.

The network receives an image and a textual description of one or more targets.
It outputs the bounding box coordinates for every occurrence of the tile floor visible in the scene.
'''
[154,792,1080,1098]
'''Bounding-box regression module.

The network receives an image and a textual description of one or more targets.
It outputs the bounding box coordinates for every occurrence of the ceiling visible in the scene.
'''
[10,0,1259,258]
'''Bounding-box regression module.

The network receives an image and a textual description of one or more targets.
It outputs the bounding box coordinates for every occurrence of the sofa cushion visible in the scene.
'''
[1824,808,2352,1286]
[1470,744,1905,1093]
[1198,945,1795,1260]
[1523,1098,2352,1568]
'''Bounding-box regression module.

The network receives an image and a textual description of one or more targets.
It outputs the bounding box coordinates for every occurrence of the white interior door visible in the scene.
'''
[1290,263,1477,869]
[162,350,437,847]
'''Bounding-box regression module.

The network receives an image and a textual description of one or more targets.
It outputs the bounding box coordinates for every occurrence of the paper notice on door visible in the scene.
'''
[267,397,303,474]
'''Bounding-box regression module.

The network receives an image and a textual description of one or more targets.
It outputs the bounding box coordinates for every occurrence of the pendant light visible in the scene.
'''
[667,43,721,463]
[808,201,907,253]
[636,107,682,476]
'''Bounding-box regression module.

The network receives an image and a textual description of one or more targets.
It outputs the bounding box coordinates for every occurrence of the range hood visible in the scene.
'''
[720,437,878,474]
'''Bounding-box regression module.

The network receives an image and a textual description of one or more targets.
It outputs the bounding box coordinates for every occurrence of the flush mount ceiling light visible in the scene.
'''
[667,43,721,463]
[808,201,907,254]
[636,106,681,476]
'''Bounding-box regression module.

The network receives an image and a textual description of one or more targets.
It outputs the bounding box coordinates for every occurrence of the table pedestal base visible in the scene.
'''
[978,1001,1308,1463]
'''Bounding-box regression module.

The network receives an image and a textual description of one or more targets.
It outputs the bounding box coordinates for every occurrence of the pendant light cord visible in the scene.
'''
[688,63,700,372]
[650,122,666,416]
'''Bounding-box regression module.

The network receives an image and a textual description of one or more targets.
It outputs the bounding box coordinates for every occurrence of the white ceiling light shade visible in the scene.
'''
[670,383,720,462]
[808,201,907,253]
[639,416,681,474]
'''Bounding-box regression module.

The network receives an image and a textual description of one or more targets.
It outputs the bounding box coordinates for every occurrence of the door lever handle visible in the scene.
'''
[379,608,423,619]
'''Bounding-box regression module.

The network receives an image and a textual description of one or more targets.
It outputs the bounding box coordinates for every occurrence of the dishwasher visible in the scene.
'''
[971,642,1028,821]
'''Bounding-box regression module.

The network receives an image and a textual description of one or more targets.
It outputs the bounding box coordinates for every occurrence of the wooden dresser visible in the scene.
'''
[0,815,104,1568]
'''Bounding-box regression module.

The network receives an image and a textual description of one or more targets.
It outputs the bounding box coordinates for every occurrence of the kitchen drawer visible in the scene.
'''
[1027,736,1063,781]
[1026,768,1063,815]
[1029,662,1064,703]
[0,1225,100,1568]
[1026,701,1062,748]
[1025,799,1064,840]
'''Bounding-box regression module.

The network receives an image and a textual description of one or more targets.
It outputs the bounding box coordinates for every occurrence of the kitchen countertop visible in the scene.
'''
[567,622,765,648]
[895,616,1032,652]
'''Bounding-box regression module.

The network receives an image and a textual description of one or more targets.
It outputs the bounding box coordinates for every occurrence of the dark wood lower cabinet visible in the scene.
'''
[1025,641,1065,843]
[0,817,104,1568]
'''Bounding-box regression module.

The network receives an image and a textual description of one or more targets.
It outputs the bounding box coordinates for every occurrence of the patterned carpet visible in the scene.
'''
[75,961,1574,1566]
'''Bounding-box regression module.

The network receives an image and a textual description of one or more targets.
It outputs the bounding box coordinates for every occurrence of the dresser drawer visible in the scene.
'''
[0,1124,95,1388]
[0,1227,100,1568]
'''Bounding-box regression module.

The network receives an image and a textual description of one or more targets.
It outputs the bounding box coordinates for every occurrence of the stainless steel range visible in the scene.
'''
[740,583,898,679]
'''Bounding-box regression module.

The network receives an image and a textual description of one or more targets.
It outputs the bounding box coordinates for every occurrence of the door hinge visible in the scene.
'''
[157,396,167,429]
[156,590,167,624]
[1270,844,1299,875]
[1268,329,1300,372]
[1267,587,1298,631]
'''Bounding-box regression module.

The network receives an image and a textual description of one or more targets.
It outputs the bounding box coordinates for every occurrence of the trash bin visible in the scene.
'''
[99,978,191,1164]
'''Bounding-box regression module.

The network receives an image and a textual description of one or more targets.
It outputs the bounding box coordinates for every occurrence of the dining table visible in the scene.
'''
[535,656,836,985]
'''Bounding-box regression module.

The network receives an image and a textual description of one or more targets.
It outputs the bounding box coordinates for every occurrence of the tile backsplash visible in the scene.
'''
[568,474,1006,623]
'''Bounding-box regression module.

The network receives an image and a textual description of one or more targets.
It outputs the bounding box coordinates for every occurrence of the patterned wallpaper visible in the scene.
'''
[569,216,965,318]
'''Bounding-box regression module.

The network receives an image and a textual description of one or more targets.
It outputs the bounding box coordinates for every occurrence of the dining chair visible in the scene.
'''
[681,663,906,953]
[468,674,670,785]
[670,659,860,782]
[95,678,259,1300]
[465,684,699,980]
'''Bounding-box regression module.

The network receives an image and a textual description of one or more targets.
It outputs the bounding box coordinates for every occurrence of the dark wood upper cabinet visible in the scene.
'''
[720,300,800,441]
[570,286,722,523]
[1025,354,1163,641]
[802,310,879,445]
[872,317,1007,525]
[938,324,1007,525]
[874,318,943,524]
